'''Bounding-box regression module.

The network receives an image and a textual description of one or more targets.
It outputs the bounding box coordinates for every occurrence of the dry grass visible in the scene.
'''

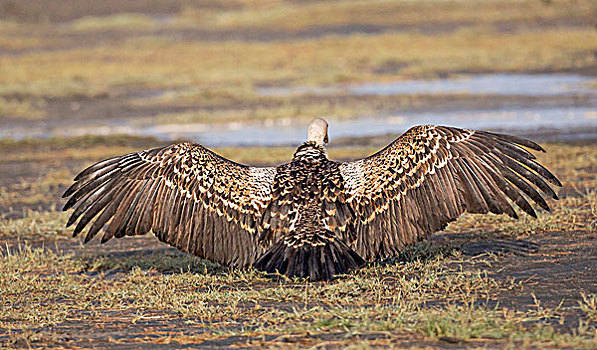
[0,0,595,127]
[68,13,159,32]
[27,0,594,34]
[182,0,596,31]
[0,135,595,347]
[0,241,595,348]
[0,0,595,103]
[0,36,49,51]
[1,0,596,346]
[2,28,596,99]
[0,97,46,119]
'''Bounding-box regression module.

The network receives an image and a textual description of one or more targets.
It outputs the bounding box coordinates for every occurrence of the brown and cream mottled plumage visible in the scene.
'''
[63,118,561,281]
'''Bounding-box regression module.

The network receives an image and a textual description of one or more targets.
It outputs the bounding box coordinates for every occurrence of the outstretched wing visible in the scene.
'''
[62,143,276,267]
[339,125,561,260]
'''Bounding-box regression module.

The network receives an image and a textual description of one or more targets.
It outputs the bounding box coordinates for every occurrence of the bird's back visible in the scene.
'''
[254,142,365,279]
[61,119,561,281]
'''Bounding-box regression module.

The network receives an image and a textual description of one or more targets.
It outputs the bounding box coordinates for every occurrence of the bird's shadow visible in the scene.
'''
[374,237,540,267]
[76,247,229,276]
[373,241,455,268]
[459,238,540,256]
[73,237,540,280]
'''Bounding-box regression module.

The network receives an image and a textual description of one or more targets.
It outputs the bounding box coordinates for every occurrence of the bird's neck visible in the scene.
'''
[293,141,328,162]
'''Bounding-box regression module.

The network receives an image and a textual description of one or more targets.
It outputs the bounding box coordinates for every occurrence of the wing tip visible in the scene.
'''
[62,183,79,198]
[100,233,113,244]
[83,231,95,244]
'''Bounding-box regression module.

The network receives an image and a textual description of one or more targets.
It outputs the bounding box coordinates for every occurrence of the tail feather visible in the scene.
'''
[254,239,365,281]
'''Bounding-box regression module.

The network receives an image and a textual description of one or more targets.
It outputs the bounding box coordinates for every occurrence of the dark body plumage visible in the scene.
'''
[255,142,364,280]
[62,124,561,281]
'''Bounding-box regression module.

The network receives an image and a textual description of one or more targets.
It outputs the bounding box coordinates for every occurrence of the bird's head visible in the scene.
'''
[307,118,329,145]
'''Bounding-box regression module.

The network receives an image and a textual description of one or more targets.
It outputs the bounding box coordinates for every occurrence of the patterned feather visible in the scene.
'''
[339,125,561,260]
[63,122,561,281]
[63,143,275,267]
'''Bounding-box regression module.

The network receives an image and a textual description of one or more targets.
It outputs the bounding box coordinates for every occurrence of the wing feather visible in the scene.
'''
[63,143,276,267]
[340,125,560,260]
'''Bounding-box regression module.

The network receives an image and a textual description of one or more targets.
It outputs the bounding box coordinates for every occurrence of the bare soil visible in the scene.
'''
[0,136,595,348]
[1,1,595,347]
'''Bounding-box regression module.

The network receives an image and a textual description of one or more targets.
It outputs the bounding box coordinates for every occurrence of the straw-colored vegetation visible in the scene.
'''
[0,0,596,124]
[2,243,595,348]
[2,29,596,99]
[68,13,159,32]
[1,0,596,347]
[182,0,596,31]
[0,97,46,120]
[0,135,595,348]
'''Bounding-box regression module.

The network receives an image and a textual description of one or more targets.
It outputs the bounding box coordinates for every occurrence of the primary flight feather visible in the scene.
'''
[63,118,561,280]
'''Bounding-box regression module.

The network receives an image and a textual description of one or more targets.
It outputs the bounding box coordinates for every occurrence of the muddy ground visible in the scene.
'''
[2,0,596,143]
[1,0,596,348]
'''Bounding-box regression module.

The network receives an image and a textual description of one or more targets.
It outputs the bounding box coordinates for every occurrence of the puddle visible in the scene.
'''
[150,14,176,25]
[127,89,169,99]
[1,74,596,147]
[4,106,595,147]
[144,106,597,146]
[258,74,596,97]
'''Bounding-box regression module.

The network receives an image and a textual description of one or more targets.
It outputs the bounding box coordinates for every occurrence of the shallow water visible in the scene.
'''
[4,106,595,146]
[258,74,596,97]
[141,106,597,146]
[2,74,596,146]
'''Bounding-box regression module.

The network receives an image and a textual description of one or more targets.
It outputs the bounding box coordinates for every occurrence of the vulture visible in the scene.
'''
[62,118,561,281]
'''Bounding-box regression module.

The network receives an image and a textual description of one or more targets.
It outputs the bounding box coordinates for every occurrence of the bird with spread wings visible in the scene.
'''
[63,118,561,281]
